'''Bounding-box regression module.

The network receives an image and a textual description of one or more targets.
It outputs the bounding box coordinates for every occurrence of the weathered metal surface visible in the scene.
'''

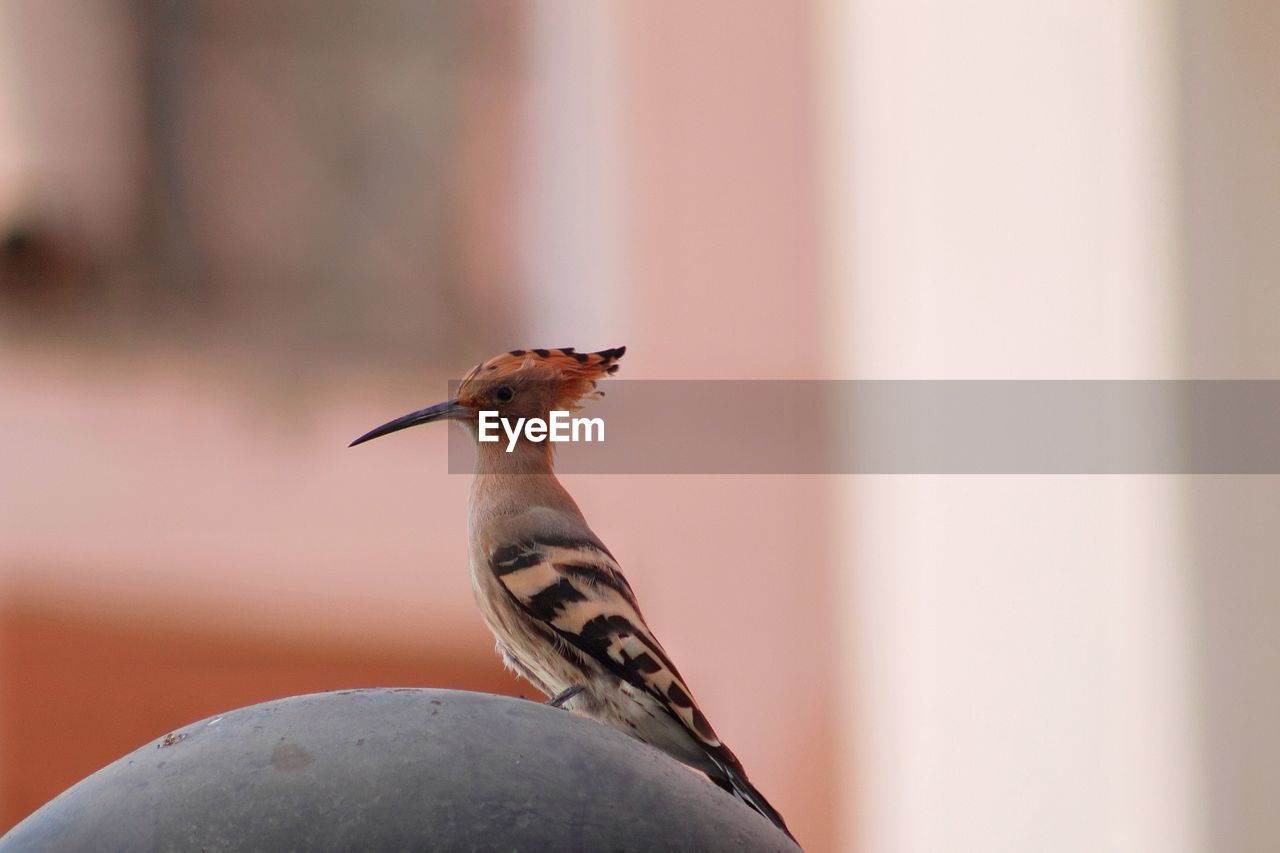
[0,688,794,852]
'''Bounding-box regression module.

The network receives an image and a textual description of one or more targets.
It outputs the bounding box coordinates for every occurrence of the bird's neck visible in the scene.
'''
[468,441,584,522]
[472,437,554,474]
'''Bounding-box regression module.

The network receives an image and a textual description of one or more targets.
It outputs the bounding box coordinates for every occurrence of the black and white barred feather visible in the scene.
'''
[487,533,794,841]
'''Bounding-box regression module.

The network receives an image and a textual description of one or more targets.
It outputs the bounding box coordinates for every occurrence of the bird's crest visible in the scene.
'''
[459,346,625,412]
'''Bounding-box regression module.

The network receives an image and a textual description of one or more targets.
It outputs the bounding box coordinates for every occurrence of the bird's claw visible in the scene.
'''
[547,684,585,708]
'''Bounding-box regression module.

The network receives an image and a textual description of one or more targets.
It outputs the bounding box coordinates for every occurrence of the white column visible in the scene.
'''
[819,2,1202,852]
[517,0,624,343]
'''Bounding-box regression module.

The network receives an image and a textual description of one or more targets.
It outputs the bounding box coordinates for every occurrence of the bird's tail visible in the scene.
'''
[705,752,797,845]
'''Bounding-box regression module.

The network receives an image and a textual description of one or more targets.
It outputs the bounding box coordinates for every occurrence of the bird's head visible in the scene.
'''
[349,346,625,447]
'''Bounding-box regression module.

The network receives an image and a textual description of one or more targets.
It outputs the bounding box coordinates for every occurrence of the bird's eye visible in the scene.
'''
[494,386,515,403]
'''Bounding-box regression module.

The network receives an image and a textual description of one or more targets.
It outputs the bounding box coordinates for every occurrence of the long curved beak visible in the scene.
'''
[349,399,471,447]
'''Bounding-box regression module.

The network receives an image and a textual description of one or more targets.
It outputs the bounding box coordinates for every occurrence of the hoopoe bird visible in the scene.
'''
[350,346,794,842]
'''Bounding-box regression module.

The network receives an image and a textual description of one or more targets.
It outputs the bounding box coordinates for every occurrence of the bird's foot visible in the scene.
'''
[547,684,585,708]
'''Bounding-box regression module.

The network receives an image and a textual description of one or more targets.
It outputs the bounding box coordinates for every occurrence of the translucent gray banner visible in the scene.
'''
[439,381,1280,474]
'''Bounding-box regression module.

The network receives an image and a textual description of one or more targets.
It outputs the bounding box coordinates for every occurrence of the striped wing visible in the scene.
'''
[489,536,722,748]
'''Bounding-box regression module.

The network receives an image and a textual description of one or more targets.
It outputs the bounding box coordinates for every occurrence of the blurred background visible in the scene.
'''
[0,2,1277,851]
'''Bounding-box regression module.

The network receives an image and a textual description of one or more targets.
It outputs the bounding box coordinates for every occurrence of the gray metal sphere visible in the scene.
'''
[0,688,796,851]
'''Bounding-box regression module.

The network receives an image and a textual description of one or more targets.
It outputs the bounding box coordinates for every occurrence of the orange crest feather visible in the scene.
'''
[459,346,625,412]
